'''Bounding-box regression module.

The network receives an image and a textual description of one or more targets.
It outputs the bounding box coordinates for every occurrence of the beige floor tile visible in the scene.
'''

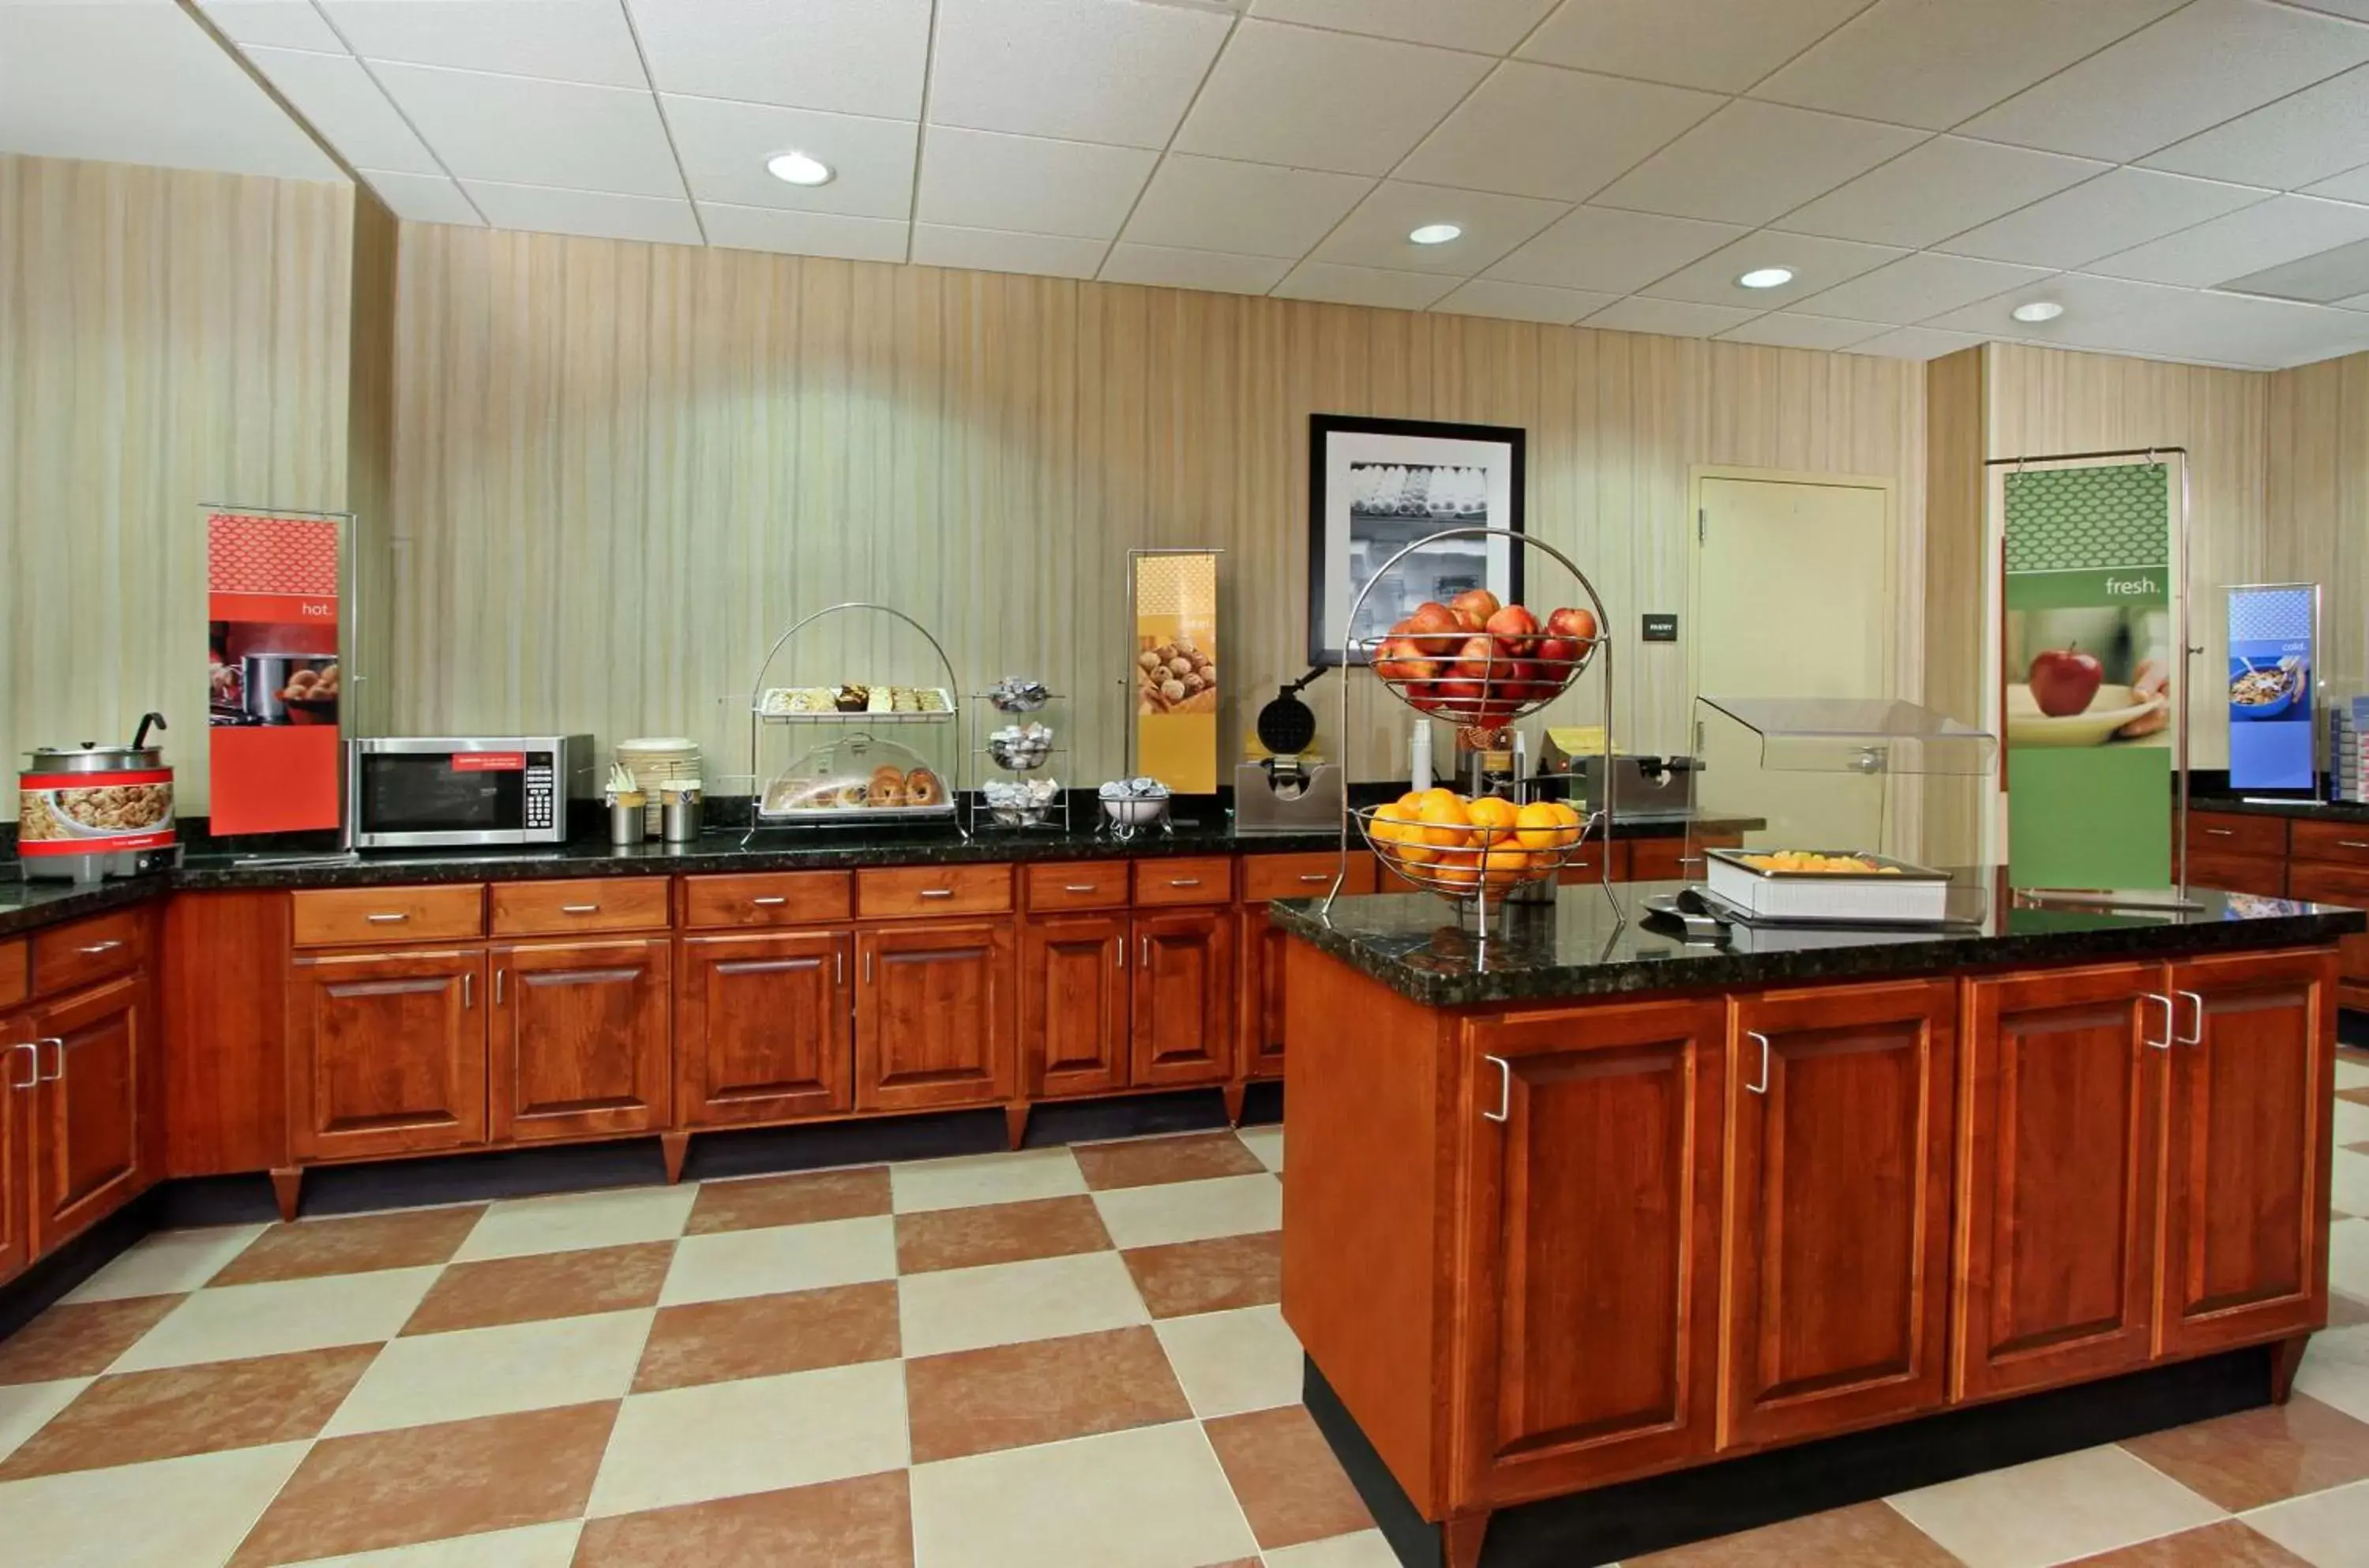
[0,1379,90,1466]
[2332,1221,2369,1302]
[1888,1445,2225,1568]
[587,1360,909,1518]
[270,1521,586,1568]
[0,1440,309,1568]
[2246,1476,2369,1566]
[890,1147,1087,1214]
[1092,1176,1282,1250]
[909,1419,1256,1568]
[2337,1099,2369,1148]
[2298,1325,2369,1424]
[451,1187,696,1262]
[658,1215,897,1307]
[898,1250,1150,1357]
[2336,1153,2369,1222]
[1154,1305,1304,1418]
[1260,1533,1403,1568]
[1234,1125,1283,1173]
[111,1266,443,1372]
[2339,1059,2369,1092]
[61,1224,268,1304]
[324,1309,653,1436]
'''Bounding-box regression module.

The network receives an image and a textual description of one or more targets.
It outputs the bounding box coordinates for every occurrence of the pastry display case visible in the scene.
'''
[759,731,952,821]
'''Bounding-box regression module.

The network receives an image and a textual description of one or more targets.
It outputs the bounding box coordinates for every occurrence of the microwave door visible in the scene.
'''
[357,752,526,846]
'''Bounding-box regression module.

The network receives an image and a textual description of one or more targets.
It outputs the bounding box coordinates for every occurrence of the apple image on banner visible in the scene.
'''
[2028,645,2103,718]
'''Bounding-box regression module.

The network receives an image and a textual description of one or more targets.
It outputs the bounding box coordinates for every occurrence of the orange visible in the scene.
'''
[1467,796,1518,846]
[1417,791,1474,850]
[1397,790,1426,813]
[1515,799,1583,852]
[1429,848,1481,888]
[1368,803,1436,865]
[1481,845,1531,886]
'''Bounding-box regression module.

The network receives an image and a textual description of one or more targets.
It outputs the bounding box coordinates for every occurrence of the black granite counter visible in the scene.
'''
[0,875,172,940]
[1268,877,2367,1007]
[2188,794,2369,824]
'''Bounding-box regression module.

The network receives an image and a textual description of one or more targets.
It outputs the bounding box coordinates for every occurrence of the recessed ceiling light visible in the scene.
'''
[766,151,834,186]
[2011,300,2064,323]
[1408,223,1462,246]
[1736,267,1794,290]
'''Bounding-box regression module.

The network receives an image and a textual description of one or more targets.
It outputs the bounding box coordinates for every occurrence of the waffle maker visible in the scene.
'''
[1233,668,1344,834]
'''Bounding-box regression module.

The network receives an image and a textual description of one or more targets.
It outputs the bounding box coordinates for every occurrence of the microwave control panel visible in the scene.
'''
[525,752,555,830]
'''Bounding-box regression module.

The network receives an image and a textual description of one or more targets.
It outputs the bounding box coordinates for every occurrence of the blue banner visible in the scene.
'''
[2226,584,2315,791]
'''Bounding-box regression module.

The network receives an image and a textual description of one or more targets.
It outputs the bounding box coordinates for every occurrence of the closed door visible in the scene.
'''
[855,921,1016,1112]
[1455,999,1727,1508]
[1723,980,1956,1449]
[288,949,486,1161]
[29,975,151,1254]
[1239,908,1290,1079]
[677,931,852,1126]
[0,1020,28,1283]
[1132,910,1234,1088]
[490,939,670,1143]
[1021,915,1128,1098]
[2160,949,2333,1357]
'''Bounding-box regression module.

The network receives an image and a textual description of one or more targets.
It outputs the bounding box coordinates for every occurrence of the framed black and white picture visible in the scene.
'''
[1307,415,1526,666]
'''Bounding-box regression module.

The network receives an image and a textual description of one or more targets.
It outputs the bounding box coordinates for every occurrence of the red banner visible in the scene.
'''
[208,510,343,836]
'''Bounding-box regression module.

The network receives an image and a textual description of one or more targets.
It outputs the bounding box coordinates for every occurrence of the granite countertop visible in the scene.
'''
[2187,795,2369,824]
[1268,876,2368,1008]
[0,875,172,940]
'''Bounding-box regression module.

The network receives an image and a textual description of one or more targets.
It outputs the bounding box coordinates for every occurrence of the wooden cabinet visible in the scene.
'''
[1454,998,1729,1506]
[676,931,852,1126]
[288,948,487,1161]
[2284,861,2369,1011]
[1721,980,1956,1449]
[291,884,484,947]
[2,1009,38,1283]
[490,877,670,938]
[854,920,1016,1112]
[1239,907,1292,1079]
[26,973,154,1255]
[1956,965,2164,1401]
[490,938,670,1143]
[1132,910,1234,1088]
[1020,915,1128,1098]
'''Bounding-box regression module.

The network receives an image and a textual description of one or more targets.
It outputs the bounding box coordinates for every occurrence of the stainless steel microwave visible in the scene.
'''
[347,736,593,849]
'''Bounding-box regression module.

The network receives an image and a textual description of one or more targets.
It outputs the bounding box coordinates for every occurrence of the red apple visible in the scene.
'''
[1487,658,1542,706]
[1372,636,1438,684]
[1485,603,1541,657]
[1534,634,1581,671]
[1432,676,1485,716]
[1545,606,1600,647]
[1451,587,1502,625]
[1449,634,1501,681]
[2028,644,2103,718]
[1406,600,1463,656]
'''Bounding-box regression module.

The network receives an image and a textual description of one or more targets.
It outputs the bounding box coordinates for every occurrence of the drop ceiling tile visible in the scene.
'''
[1582,297,1763,338]
[243,46,440,176]
[1432,278,1618,324]
[1396,62,1723,203]
[2288,0,2369,17]
[374,62,682,197]
[929,0,1233,149]
[1248,0,1557,54]
[1793,252,2053,323]
[318,0,646,88]
[1774,137,2106,249]
[1592,100,1927,226]
[698,204,910,263]
[916,127,1154,240]
[1519,0,1871,93]
[199,1,346,51]
[1643,231,1906,309]
[1845,325,1991,360]
[1098,243,1293,296]
[1715,312,1883,351]
[359,170,485,226]
[2308,165,2369,203]
[1939,167,2270,270]
[2052,289,2369,368]
[1486,206,1746,294]
[2090,194,2369,287]
[2142,64,2369,190]
[1312,182,1567,277]
[661,96,917,219]
[1960,0,2369,163]
[910,223,1108,279]
[462,181,703,244]
[1173,21,1492,178]
[625,0,932,119]
[1271,261,1460,310]
[1752,0,2187,130]
[2213,235,2369,302]
[1919,270,2179,337]
[1120,154,1372,258]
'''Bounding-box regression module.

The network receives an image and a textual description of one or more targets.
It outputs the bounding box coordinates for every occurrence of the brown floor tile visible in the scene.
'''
[895,1195,1112,1274]
[2340,1086,2369,1107]
[633,1281,900,1393]
[2122,1394,2369,1511]
[0,1345,377,1480]
[228,1400,618,1566]
[1203,1405,1374,1551]
[905,1326,1192,1464]
[1625,1502,1961,1566]
[2061,1520,2313,1566]
[1074,1132,1267,1191]
[573,1469,913,1566]
[0,1294,182,1386]
[685,1167,890,1235]
[1123,1232,1282,1319]
[2332,1292,2369,1330]
[212,1206,486,1285]
[2350,1140,2369,1157]
[404,1240,674,1336]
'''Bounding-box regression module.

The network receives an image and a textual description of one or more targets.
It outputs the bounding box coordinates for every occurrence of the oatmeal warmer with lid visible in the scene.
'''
[17,712,178,881]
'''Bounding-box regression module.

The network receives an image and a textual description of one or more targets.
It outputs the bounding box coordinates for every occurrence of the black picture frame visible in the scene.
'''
[1306,414,1527,667]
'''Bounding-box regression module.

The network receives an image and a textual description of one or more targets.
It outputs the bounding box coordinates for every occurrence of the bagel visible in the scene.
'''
[905,767,943,807]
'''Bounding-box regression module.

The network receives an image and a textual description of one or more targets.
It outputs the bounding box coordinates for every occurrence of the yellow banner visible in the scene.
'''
[1134,551,1219,793]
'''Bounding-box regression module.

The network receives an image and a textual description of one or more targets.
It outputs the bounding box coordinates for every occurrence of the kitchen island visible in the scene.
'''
[1269,880,2363,1568]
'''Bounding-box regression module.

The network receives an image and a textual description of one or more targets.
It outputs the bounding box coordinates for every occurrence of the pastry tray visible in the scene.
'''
[756,687,955,722]
[1703,847,1952,925]
[757,798,959,823]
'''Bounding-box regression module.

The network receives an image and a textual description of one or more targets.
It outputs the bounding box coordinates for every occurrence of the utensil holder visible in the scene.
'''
[610,801,647,846]
[662,796,704,843]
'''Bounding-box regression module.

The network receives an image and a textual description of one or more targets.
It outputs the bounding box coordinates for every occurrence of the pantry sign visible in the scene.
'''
[205,507,347,836]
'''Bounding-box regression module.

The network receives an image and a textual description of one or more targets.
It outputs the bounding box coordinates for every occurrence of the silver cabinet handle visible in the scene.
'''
[1115,937,1125,970]
[1297,873,1329,883]
[752,895,788,906]
[366,912,409,924]
[834,949,845,985]
[2204,827,2235,837]
[1746,1031,1771,1095]
[2342,840,2369,850]
[1139,936,1151,969]
[1169,877,1201,887]
[864,949,874,985]
[462,972,474,1009]
[2177,989,2204,1046]
[494,968,505,1006]
[77,939,123,955]
[6,1042,36,1091]
[37,1037,62,1082]
[1064,883,1098,894]
[2143,992,2172,1049]
[920,888,955,900]
[1483,1055,1511,1123]
[561,903,599,914]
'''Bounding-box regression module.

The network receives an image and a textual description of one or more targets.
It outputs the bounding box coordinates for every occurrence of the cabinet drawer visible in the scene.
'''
[292,885,484,947]
[2187,850,2286,899]
[681,871,853,929]
[31,910,146,996]
[1025,862,1129,912]
[490,877,670,936]
[2291,819,2369,867]
[2194,810,2290,859]
[2288,860,2369,910]
[857,864,1013,920]
[1241,852,1376,904]
[0,939,24,1011]
[1554,839,1631,885]
[1134,857,1233,906]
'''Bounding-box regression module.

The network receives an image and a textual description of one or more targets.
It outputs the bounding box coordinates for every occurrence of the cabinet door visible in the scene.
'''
[2,1012,40,1281]
[677,931,852,1127]
[1238,907,1290,1080]
[2159,948,2334,1357]
[1131,910,1234,1089]
[1454,998,1728,1508]
[1021,915,1128,1099]
[288,949,486,1161]
[1722,980,1955,1449]
[854,921,1016,1112]
[28,974,154,1255]
[490,939,670,1144]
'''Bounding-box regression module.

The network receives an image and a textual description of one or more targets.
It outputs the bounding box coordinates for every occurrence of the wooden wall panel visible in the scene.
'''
[1924,348,1988,865]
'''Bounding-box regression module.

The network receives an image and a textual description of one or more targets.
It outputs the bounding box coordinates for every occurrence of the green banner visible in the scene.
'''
[2003,463,2175,889]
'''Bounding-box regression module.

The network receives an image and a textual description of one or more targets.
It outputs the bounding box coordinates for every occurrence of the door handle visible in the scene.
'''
[1064,883,1098,894]
[835,949,845,986]
[1482,1055,1511,1123]
[462,972,474,1009]
[1297,873,1330,883]
[2342,839,2369,850]
[1139,936,1151,969]
[77,939,122,955]
[752,896,788,907]
[366,912,409,925]
[494,968,505,1006]
[2176,989,2204,1046]
[36,1037,62,1083]
[560,903,599,914]
[1745,1031,1771,1095]
[1115,938,1125,970]
[2143,992,2172,1049]
[1169,877,1201,887]
[864,949,874,985]
[6,1042,35,1091]
[2204,827,2234,837]
[919,888,955,900]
